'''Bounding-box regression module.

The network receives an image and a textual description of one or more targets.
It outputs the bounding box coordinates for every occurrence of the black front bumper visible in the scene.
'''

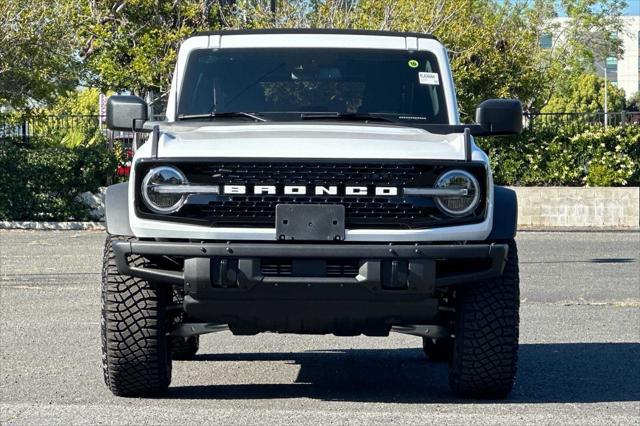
[113,241,508,288]
[112,241,507,334]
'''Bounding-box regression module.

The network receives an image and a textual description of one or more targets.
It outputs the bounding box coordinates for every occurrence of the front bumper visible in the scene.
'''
[113,241,507,334]
[112,240,508,289]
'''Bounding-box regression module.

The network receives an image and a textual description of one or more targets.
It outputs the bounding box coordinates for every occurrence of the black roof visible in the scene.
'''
[193,28,437,41]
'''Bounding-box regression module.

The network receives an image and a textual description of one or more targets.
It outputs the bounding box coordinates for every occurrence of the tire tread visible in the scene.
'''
[449,239,520,399]
[101,235,171,397]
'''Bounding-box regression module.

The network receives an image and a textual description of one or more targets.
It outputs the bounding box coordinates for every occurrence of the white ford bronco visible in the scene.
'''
[102,29,523,399]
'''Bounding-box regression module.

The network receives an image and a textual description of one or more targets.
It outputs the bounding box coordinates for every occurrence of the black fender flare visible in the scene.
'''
[105,183,133,236]
[487,186,518,240]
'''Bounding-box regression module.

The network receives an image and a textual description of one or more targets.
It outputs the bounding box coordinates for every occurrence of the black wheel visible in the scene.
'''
[449,239,520,399]
[422,337,452,362]
[171,336,200,360]
[101,235,172,397]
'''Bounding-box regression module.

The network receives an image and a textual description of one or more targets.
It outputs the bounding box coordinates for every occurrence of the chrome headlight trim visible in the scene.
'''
[141,166,188,214]
[433,169,481,217]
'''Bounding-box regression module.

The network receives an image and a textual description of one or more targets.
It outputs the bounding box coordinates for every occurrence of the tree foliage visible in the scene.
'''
[542,73,626,112]
[0,0,84,108]
[0,0,628,117]
[79,0,230,102]
[627,91,640,112]
[45,88,102,116]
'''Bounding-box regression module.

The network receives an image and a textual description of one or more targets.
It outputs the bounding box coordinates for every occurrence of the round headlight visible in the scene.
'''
[434,170,481,217]
[141,166,188,214]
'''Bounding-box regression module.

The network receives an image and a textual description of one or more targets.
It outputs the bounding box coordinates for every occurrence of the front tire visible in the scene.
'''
[101,235,172,397]
[448,239,520,399]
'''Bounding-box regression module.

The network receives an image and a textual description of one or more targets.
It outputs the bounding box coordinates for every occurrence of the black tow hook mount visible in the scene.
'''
[183,257,258,296]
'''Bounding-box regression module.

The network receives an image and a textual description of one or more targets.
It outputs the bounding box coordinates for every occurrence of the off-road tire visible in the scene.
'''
[448,239,520,399]
[422,337,452,362]
[101,235,172,397]
[171,336,200,360]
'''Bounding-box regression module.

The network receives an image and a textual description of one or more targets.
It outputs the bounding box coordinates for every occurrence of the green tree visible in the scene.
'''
[79,0,230,103]
[0,0,84,109]
[46,88,102,116]
[626,91,640,112]
[533,0,626,110]
[542,73,626,112]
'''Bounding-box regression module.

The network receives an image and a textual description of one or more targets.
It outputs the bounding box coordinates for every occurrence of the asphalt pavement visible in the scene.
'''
[0,230,638,425]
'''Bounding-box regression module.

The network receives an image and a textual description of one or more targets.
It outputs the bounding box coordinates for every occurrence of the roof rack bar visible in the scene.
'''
[192,28,438,41]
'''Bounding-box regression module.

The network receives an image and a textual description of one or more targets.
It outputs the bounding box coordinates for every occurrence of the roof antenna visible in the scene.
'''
[464,127,472,162]
[174,0,181,122]
[151,125,160,159]
[174,52,179,122]
[271,0,276,25]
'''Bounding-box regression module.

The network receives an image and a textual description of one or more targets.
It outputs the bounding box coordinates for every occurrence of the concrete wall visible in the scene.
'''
[513,187,639,229]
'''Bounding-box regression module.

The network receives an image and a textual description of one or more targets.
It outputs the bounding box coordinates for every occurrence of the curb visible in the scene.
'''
[518,226,639,233]
[0,221,105,231]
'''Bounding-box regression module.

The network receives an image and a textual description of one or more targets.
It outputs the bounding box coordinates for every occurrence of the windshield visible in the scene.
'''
[177,48,449,124]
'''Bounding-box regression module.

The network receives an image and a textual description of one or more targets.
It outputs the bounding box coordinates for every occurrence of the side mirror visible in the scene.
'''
[475,99,523,135]
[106,95,149,131]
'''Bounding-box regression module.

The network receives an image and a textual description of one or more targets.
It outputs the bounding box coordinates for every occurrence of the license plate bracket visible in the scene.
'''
[275,204,345,241]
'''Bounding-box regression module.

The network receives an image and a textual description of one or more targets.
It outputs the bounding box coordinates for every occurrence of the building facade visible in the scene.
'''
[545,15,639,99]
[610,16,640,98]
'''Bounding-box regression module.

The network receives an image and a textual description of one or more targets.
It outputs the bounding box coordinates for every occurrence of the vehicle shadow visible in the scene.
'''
[168,342,640,403]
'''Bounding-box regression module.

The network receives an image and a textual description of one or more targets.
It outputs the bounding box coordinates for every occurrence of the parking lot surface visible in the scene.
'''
[0,230,639,424]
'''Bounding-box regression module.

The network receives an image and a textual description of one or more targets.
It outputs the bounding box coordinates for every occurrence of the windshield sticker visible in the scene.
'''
[408,59,419,68]
[418,72,439,85]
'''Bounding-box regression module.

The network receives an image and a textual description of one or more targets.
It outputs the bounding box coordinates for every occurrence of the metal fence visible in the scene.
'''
[525,111,640,133]
[0,115,104,145]
[0,114,166,146]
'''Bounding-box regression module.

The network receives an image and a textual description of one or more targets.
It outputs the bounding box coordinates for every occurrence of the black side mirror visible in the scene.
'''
[475,99,523,135]
[106,95,149,131]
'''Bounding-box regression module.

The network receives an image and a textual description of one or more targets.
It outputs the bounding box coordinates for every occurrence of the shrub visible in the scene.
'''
[477,125,640,187]
[573,126,640,186]
[0,142,117,220]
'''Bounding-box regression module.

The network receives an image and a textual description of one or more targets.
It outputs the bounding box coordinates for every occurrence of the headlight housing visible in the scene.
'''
[141,166,188,214]
[434,169,481,217]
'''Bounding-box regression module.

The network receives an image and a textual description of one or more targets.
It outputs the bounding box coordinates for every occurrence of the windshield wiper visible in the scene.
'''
[299,112,401,124]
[177,112,268,122]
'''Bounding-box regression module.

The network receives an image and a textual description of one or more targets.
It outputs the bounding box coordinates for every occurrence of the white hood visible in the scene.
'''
[151,123,470,161]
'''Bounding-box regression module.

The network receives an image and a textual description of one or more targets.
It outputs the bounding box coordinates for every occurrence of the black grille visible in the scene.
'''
[189,195,433,228]
[327,260,360,277]
[261,259,360,278]
[135,160,487,229]
[261,259,292,276]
